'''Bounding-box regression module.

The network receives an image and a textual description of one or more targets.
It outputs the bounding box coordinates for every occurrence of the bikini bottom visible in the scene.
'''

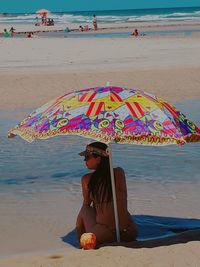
[118,224,137,242]
[93,222,137,243]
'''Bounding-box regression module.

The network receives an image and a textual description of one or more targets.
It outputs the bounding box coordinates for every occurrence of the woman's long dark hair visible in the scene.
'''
[87,142,113,203]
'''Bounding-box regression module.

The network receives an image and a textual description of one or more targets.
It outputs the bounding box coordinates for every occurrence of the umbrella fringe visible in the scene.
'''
[184,133,200,143]
[8,127,189,146]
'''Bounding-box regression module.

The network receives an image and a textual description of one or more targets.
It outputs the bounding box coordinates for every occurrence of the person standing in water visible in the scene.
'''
[93,15,98,31]
[76,142,137,246]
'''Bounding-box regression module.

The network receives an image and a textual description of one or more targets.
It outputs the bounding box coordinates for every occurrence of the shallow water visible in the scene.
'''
[7,28,200,39]
[0,99,200,198]
[33,28,200,39]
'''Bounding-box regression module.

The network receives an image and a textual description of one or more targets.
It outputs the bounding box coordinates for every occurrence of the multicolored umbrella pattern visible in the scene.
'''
[8,86,200,145]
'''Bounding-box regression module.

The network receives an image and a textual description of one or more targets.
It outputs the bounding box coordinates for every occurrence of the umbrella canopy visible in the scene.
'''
[36,9,50,15]
[8,86,200,144]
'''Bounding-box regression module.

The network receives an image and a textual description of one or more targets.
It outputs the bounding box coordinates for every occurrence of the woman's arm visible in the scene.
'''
[81,174,92,206]
[114,167,128,199]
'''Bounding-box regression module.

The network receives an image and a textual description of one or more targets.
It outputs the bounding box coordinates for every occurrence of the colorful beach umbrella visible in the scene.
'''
[8,86,200,144]
[36,9,50,15]
[8,86,200,242]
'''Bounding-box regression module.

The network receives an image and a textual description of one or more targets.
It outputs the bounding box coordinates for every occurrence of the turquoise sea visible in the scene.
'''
[0,6,200,24]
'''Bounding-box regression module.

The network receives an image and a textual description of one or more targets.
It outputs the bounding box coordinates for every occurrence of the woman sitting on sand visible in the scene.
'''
[27,32,33,38]
[76,142,137,246]
[131,29,139,37]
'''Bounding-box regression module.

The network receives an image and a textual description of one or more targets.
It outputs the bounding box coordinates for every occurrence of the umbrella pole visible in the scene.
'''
[108,143,120,242]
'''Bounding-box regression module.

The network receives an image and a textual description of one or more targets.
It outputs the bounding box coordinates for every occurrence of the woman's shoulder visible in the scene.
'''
[114,167,127,194]
[81,172,92,182]
[114,167,126,182]
[114,167,125,175]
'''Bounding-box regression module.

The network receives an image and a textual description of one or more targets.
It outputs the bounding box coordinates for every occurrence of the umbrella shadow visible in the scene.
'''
[61,215,200,249]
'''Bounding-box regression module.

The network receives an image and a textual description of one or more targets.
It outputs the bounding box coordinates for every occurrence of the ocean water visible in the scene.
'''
[0,6,200,25]
[0,99,200,196]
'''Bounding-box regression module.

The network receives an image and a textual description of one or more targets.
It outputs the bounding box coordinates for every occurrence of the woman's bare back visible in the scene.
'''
[79,167,137,243]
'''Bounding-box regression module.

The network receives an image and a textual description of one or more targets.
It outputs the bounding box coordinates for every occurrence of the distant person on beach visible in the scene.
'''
[79,25,84,32]
[46,18,54,26]
[76,142,137,246]
[93,15,98,31]
[131,29,139,37]
[64,27,70,33]
[9,27,15,37]
[35,16,40,26]
[27,32,33,38]
[42,13,47,25]
[3,29,10,37]
[84,25,89,31]
[79,25,89,32]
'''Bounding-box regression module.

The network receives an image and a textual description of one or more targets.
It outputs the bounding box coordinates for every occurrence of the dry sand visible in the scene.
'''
[1,36,200,110]
[1,242,200,267]
[0,26,200,266]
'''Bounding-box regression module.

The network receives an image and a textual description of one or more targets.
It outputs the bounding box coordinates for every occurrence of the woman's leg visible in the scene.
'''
[76,205,96,240]
[91,223,116,244]
[76,206,117,245]
[76,215,85,240]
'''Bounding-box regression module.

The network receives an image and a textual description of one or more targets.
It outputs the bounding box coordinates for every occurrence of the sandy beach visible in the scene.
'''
[1,34,200,110]
[1,20,200,266]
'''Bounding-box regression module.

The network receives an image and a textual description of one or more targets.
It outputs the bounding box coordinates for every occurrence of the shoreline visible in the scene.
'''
[1,20,200,35]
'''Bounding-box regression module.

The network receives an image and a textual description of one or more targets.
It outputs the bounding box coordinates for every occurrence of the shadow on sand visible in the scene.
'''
[62,215,200,249]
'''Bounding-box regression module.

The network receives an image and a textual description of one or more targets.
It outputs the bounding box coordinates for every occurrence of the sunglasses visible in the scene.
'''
[84,153,99,161]
[84,154,92,161]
